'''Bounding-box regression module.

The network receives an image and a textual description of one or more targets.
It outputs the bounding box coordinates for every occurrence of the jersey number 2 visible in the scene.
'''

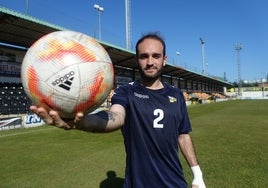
[153,109,164,128]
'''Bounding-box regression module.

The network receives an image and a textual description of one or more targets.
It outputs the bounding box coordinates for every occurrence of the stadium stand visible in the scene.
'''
[0,82,31,115]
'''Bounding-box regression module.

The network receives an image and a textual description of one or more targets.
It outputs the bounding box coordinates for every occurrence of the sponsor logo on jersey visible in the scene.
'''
[168,96,177,103]
[52,71,75,91]
[134,92,149,99]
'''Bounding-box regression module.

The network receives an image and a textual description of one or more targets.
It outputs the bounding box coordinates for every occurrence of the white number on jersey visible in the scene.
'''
[153,109,164,128]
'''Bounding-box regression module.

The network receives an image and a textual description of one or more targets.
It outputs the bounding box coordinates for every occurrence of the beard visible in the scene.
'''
[138,64,164,82]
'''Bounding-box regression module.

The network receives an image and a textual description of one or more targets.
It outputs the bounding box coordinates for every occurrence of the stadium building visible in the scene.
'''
[0,7,233,129]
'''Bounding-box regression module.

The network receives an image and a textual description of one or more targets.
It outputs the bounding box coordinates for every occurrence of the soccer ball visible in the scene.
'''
[21,30,114,118]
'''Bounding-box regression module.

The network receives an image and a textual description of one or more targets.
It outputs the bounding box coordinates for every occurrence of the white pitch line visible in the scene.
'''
[0,126,55,138]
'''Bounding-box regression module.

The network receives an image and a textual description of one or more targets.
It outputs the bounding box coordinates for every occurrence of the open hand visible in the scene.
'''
[30,105,84,130]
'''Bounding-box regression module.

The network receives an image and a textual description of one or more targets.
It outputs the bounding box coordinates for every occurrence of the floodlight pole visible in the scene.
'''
[25,0,29,14]
[261,77,265,98]
[125,0,132,50]
[235,43,242,97]
[94,4,104,40]
[200,38,205,75]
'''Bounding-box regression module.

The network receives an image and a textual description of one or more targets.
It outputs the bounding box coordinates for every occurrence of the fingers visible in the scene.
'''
[30,105,69,129]
[74,112,84,124]
[30,105,54,125]
[48,110,71,129]
[68,112,84,129]
[30,105,83,130]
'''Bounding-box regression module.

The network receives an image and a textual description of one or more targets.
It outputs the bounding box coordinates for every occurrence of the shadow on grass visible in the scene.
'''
[100,170,125,188]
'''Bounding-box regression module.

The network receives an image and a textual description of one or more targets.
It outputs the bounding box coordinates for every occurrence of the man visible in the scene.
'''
[31,32,206,188]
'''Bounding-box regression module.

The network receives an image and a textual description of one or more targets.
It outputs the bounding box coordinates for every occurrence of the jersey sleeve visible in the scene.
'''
[111,85,128,109]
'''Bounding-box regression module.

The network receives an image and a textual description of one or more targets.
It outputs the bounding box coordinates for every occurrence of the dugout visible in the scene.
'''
[0,6,232,115]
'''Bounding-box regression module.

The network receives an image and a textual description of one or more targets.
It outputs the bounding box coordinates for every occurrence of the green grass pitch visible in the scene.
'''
[0,100,267,187]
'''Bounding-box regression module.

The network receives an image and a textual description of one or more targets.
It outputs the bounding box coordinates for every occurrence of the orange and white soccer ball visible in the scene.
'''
[21,30,114,118]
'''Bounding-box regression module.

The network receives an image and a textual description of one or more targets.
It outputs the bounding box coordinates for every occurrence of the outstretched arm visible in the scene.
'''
[30,104,125,132]
[77,104,125,132]
[178,134,206,188]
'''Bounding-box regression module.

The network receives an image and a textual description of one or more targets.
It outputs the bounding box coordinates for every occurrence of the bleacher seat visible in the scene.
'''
[0,82,32,115]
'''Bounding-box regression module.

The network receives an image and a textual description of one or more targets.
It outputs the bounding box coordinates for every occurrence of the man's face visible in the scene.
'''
[136,38,167,81]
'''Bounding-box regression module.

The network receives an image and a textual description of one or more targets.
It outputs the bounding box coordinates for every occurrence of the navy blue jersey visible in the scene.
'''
[111,80,192,188]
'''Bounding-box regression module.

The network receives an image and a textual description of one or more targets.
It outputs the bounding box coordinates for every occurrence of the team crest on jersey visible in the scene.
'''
[168,96,177,103]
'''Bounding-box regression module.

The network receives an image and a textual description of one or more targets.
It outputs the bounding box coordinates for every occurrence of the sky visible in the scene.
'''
[0,0,267,82]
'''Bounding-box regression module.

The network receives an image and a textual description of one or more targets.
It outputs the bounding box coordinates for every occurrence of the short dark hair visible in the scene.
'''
[135,32,166,57]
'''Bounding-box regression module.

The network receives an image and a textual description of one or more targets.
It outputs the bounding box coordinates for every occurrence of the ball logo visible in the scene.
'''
[52,71,75,91]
